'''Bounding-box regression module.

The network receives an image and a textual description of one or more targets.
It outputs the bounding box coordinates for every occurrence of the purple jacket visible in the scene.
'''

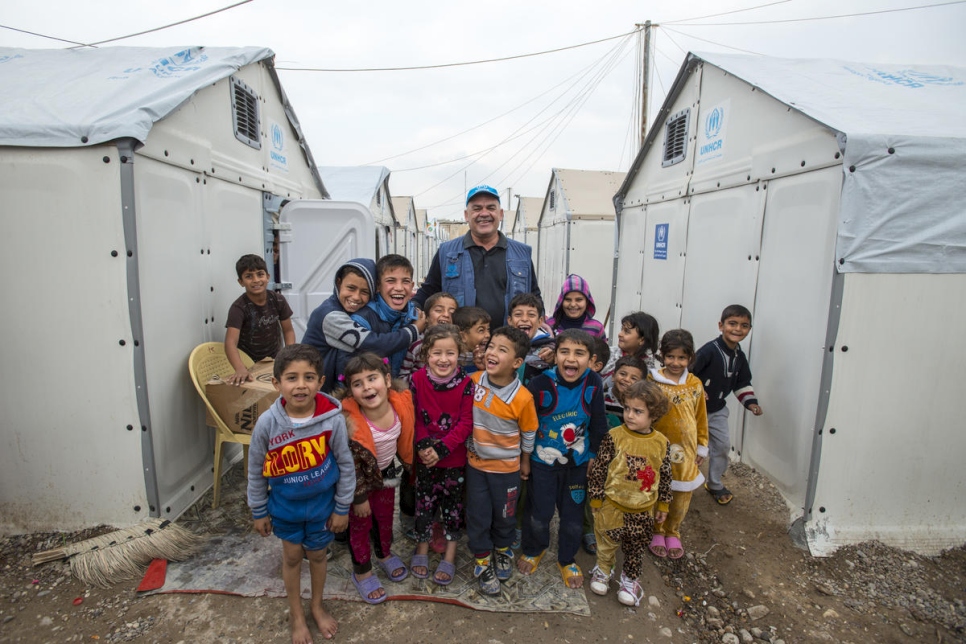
[546,274,606,339]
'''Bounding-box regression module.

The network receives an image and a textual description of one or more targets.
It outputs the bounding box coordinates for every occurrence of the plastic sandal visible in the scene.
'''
[649,533,667,558]
[617,572,644,606]
[350,572,387,604]
[517,550,545,575]
[666,536,685,559]
[433,559,456,586]
[558,562,584,589]
[410,553,430,579]
[582,532,598,555]
[589,564,612,596]
[705,482,734,505]
[376,554,409,582]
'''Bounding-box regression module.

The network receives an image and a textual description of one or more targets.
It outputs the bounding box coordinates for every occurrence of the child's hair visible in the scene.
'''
[273,344,323,380]
[424,291,458,312]
[621,379,670,423]
[452,306,491,332]
[343,352,391,385]
[508,292,545,319]
[375,254,414,280]
[236,253,268,278]
[419,324,463,363]
[592,338,610,367]
[659,329,696,360]
[490,326,531,360]
[555,328,595,355]
[721,304,752,323]
[621,311,660,354]
[614,354,646,376]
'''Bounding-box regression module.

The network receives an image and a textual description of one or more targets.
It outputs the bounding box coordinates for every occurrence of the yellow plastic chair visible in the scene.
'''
[188,342,255,508]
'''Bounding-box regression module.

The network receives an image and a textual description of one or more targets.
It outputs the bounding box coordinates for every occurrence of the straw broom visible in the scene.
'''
[32,518,203,588]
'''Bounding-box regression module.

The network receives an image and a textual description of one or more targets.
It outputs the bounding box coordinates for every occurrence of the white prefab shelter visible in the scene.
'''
[391,195,420,271]
[538,169,625,324]
[613,52,966,555]
[509,197,543,252]
[0,46,374,533]
[414,208,432,282]
[318,166,394,257]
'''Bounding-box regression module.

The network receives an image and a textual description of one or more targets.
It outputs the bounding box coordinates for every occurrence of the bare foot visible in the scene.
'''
[560,563,584,589]
[517,555,540,575]
[312,604,338,640]
[291,616,313,644]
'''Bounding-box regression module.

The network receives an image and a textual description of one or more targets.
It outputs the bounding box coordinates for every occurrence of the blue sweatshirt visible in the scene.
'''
[527,367,606,468]
[247,393,356,523]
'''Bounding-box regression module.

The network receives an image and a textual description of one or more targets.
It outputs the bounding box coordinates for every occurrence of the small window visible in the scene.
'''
[231,76,261,150]
[549,190,556,210]
[662,108,690,167]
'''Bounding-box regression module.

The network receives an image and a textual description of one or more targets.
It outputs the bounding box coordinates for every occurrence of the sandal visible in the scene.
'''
[617,572,644,606]
[649,533,667,558]
[376,554,409,582]
[516,550,545,575]
[433,559,456,586]
[705,483,734,505]
[558,562,584,589]
[350,572,387,604]
[666,536,684,560]
[582,533,598,555]
[589,565,612,596]
[410,553,430,579]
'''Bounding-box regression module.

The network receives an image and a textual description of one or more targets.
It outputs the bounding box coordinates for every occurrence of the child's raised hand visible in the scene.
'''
[253,517,272,537]
[473,344,487,370]
[328,512,349,534]
[227,368,253,386]
[414,309,428,333]
[537,346,555,365]
[353,500,371,518]
[655,510,668,524]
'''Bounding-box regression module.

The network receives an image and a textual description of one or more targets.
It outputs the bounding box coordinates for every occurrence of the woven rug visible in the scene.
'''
[140,524,590,616]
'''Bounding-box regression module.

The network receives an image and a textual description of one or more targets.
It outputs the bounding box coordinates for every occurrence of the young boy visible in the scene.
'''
[604,355,647,428]
[691,305,763,506]
[225,254,296,385]
[519,329,607,590]
[507,293,556,385]
[247,344,355,643]
[591,338,610,376]
[453,306,491,374]
[398,291,459,383]
[302,258,421,392]
[466,326,538,595]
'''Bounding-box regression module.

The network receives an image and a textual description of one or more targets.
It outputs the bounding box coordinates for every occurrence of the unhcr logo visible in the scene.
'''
[705,107,724,139]
[150,48,207,78]
[272,123,284,151]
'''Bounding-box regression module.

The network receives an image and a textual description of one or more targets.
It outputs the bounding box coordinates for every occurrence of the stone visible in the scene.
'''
[739,628,754,643]
[707,605,721,618]
[747,605,770,621]
[722,634,740,644]
[822,608,839,619]
[743,589,756,599]
[648,596,660,608]
[40,616,53,626]
[659,627,673,638]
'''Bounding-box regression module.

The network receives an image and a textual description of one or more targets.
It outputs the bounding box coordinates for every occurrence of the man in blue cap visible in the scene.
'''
[415,185,540,329]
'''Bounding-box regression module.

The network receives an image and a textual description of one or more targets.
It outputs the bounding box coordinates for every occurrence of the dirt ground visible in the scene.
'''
[1,462,964,644]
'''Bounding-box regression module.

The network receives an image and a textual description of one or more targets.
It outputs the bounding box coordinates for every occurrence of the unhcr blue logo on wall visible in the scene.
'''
[654,223,669,260]
[272,123,284,152]
[705,107,724,139]
[149,48,207,78]
[268,119,289,173]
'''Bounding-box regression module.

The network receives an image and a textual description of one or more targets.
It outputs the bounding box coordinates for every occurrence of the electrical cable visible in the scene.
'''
[277,28,641,73]
[664,0,792,25]
[661,26,766,55]
[666,0,966,26]
[0,24,88,47]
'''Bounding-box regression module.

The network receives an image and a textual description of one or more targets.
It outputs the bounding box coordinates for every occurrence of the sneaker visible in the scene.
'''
[511,528,522,551]
[617,572,644,607]
[474,557,501,596]
[589,565,611,596]
[493,548,513,581]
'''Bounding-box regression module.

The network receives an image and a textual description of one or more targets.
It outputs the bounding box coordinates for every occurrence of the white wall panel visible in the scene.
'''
[639,199,690,334]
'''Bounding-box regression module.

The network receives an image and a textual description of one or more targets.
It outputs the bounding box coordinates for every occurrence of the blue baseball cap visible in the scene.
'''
[466,184,501,205]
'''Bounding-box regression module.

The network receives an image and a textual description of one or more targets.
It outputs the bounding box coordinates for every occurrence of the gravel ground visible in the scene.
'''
[1,462,964,643]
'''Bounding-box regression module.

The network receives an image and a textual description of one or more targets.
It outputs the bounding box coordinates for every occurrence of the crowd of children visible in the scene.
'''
[230,246,763,641]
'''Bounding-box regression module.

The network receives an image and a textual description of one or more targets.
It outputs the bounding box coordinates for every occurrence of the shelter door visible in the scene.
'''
[639,199,690,332]
[279,200,376,338]
[679,183,765,458]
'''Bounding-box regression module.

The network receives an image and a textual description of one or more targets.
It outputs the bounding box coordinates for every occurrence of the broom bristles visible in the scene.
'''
[34,519,204,589]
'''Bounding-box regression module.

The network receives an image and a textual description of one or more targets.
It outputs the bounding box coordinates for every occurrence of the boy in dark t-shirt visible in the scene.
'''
[225,254,295,385]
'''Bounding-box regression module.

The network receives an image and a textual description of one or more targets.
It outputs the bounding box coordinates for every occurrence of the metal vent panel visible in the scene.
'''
[231,76,261,150]
[662,108,690,167]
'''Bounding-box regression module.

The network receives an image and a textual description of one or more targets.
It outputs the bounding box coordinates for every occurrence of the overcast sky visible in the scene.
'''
[3,0,965,221]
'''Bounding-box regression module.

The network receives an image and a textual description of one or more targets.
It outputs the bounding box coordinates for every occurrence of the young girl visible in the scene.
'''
[547,274,607,339]
[646,329,709,560]
[588,380,672,606]
[408,325,476,585]
[341,353,415,604]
